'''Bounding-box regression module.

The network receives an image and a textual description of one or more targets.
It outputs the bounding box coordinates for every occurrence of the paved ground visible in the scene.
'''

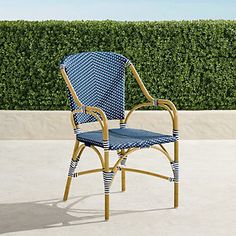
[0,140,235,236]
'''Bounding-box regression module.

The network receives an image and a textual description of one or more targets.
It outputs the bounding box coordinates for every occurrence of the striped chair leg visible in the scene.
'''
[103,150,114,221]
[103,170,114,221]
[174,141,179,208]
[63,141,80,201]
[119,149,126,192]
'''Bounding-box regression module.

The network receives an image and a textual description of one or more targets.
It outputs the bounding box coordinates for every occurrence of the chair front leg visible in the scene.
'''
[174,141,179,208]
[103,150,114,221]
[63,140,82,201]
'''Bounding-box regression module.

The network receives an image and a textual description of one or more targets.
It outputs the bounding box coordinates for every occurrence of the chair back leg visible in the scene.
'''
[119,149,126,192]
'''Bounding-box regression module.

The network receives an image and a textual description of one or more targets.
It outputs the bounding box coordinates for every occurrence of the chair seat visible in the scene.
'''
[76,128,177,150]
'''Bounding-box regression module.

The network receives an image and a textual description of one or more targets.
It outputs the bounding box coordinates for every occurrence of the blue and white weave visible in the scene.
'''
[61,52,130,124]
[61,52,178,150]
[76,128,177,150]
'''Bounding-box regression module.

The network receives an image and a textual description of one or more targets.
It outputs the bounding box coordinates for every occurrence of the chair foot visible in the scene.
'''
[105,194,110,221]
[63,176,72,201]
[174,182,179,208]
[121,169,126,192]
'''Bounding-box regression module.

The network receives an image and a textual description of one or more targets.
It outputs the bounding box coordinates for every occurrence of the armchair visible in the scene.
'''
[60,52,179,221]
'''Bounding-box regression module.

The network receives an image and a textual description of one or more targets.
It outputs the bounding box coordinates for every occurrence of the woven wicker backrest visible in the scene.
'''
[60,52,130,124]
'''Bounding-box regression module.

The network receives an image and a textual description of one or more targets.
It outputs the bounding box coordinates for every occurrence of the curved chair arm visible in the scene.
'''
[86,106,109,141]
[60,67,109,141]
[129,64,153,102]
[124,98,178,132]
[71,106,109,141]
[157,99,178,131]
[127,63,178,132]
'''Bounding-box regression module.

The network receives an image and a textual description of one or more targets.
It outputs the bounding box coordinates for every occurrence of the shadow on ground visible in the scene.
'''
[0,192,173,234]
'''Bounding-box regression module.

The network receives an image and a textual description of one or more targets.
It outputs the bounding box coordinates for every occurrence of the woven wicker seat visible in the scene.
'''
[60,52,179,221]
[77,128,177,150]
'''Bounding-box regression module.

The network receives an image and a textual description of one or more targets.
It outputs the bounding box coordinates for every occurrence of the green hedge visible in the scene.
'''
[0,20,235,110]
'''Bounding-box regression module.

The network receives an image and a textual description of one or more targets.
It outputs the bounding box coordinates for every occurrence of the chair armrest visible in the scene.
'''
[72,105,109,141]
[157,99,178,131]
[128,64,178,132]
[124,98,178,132]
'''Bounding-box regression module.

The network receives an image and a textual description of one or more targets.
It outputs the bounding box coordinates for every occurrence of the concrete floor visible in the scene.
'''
[0,140,236,236]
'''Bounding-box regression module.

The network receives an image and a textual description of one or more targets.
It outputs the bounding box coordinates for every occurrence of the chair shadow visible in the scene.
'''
[0,191,174,234]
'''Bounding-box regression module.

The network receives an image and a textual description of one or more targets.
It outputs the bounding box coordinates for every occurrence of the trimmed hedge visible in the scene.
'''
[0,20,235,110]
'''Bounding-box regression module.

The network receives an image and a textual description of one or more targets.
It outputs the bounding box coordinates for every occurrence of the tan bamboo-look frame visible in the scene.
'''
[60,62,179,221]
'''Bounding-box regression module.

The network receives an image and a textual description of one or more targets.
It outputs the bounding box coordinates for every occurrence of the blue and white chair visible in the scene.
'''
[60,52,179,221]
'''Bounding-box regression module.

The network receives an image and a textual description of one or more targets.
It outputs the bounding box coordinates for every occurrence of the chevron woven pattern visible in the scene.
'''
[61,52,130,124]
[76,128,177,150]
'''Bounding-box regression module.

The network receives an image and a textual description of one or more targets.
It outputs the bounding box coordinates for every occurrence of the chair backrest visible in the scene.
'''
[60,52,131,124]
